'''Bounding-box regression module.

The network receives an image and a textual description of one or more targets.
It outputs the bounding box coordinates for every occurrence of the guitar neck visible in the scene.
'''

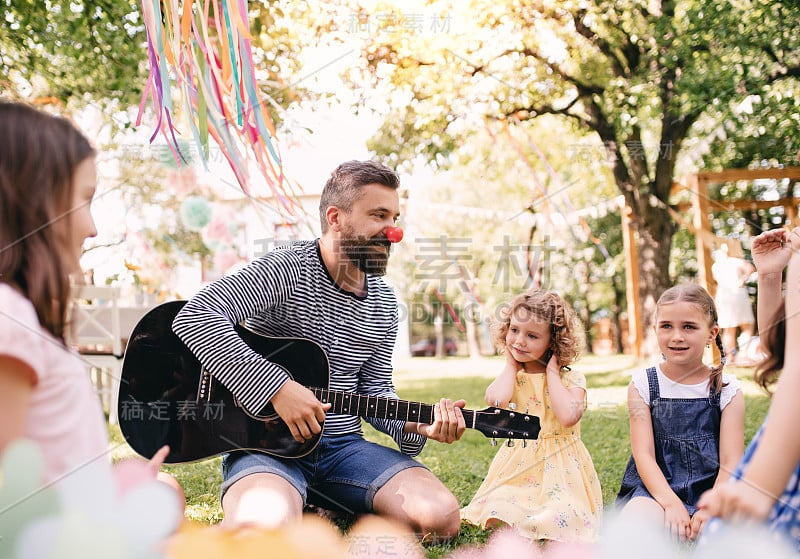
[312,388,476,426]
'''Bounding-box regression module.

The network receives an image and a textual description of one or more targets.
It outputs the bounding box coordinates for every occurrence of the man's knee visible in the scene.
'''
[420,489,461,539]
[375,469,461,540]
[221,472,303,528]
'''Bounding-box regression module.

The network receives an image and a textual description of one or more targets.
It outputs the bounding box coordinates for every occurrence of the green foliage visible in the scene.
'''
[670,225,699,280]
[1,0,146,104]
[243,1,331,125]
[352,0,800,343]
[2,0,326,120]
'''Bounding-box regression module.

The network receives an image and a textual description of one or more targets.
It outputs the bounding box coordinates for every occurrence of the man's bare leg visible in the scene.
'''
[373,467,461,541]
[221,472,303,528]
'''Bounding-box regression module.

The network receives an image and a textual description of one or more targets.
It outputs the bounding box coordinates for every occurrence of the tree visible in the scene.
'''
[385,114,618,356]
[1,1,321,120]
[1,1,145,104]
[354,0,800,348]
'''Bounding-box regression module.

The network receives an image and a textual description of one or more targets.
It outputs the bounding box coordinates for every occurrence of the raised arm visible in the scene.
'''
[484,351,518,407]
[545,356,586,428]
[699,229,800,521]
[752,228,792,332]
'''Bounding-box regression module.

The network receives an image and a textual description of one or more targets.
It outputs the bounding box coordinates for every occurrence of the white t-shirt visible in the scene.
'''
[0,284,109,483]
[631,363,741,410]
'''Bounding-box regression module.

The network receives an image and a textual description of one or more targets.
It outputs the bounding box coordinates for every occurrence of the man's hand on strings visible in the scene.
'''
[271,379,331,443]
[416,398,466,443]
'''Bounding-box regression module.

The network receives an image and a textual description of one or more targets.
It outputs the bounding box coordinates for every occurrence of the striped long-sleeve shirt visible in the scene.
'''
[172,240,426,456]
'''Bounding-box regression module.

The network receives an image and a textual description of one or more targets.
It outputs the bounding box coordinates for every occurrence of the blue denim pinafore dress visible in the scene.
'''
[616,367,722,515]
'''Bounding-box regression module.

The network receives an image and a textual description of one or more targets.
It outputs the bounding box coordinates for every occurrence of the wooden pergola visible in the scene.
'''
[622,166,800,357]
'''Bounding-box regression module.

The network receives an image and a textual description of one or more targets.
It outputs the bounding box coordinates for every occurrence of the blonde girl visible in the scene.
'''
[616,284,745,541]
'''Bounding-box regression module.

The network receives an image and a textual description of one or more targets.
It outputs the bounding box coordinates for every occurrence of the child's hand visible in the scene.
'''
[689,508,710,540]
[147,445,170,476]
[663,501,691,542]
[484,352,518,407]
[752,228,792,273]
[114,445,171,497]
[697,480,775,523]
[545,352,560,376]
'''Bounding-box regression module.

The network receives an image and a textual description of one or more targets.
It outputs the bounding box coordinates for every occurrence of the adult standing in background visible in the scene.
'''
[711,243,755,364]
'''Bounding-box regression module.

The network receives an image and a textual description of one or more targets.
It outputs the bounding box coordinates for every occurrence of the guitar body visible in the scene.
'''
[119,301,541,464]
[119,300,329,463]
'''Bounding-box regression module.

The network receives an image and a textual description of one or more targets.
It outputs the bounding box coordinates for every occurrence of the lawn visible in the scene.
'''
[108,354,770,558]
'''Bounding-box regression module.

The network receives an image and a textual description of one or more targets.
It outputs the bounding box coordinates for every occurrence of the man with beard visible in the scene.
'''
[173,160,466,538]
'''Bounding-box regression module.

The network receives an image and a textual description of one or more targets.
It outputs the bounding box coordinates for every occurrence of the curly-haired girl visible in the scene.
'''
[460,289,603,542]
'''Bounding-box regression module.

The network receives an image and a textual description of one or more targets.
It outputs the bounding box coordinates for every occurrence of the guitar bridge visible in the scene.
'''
[198,369,213,402]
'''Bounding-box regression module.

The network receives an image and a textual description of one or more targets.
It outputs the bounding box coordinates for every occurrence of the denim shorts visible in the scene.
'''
[220,433,426,514]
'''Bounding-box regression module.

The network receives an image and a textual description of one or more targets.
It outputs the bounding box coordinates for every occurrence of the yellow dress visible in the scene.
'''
[460,369,603,542]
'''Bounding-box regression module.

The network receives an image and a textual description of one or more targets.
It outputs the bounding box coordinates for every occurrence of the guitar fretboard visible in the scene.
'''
[312,388,477,426]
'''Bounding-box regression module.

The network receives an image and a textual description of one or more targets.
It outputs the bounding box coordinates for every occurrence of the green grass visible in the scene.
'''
[109,355,771,558]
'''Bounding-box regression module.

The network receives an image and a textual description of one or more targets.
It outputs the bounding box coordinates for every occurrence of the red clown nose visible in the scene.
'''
[386,226,404,243]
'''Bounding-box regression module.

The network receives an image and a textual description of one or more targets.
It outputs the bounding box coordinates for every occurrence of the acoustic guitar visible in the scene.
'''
[118,301,541,463]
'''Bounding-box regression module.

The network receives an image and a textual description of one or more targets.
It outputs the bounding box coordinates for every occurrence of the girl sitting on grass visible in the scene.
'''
[616,284,744,542]
[461,289,603,543]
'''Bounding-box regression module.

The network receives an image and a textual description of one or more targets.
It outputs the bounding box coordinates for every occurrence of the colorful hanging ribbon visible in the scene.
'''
[138,0,303,217]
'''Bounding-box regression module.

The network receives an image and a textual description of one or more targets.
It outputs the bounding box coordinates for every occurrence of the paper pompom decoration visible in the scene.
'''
[179,196,212,231]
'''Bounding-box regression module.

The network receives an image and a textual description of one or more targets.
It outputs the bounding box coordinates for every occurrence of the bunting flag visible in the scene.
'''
[495,117,613,261]
[138,0,304,217]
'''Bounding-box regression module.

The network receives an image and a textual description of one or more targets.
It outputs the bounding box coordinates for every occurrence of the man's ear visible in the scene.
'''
[326,206,342,232]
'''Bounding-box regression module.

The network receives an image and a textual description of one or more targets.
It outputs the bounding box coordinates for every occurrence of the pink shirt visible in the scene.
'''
[0,284,108,483]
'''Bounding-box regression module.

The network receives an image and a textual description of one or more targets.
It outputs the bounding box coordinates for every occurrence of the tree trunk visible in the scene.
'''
[434,304,445,358]
[634,201,676,356]
[612,275,625,355]
[463,299,483,358]
[578,263,593,355]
